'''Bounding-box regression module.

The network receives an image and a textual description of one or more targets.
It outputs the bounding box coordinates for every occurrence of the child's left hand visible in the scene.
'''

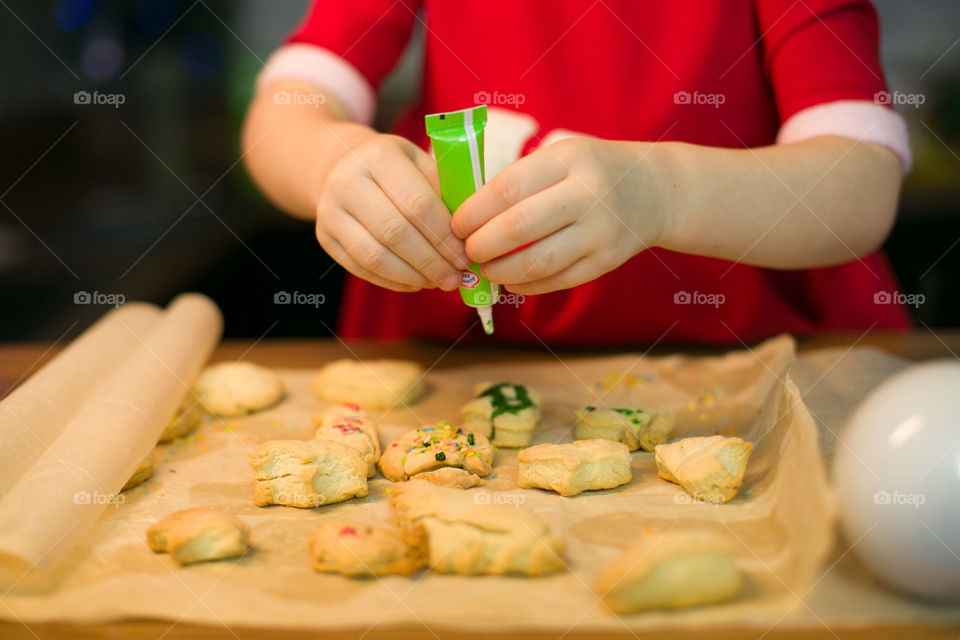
[451,137,669,295]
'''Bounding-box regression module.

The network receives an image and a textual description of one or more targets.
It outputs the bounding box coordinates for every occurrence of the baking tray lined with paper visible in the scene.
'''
[0,322,834,634]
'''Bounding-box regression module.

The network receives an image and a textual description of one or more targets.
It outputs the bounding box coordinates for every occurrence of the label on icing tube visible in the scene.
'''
[425,105,498,334]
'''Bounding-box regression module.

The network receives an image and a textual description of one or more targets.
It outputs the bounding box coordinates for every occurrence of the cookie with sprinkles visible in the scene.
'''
[312,403,381,477]
[309,517,427,576]
[378,421,494,482]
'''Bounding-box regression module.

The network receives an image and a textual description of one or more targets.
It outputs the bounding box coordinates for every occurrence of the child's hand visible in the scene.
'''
[315,134,471,292]
[451,138,668,295]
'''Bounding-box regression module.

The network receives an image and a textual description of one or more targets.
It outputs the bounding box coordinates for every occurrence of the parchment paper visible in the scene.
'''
[0,294,222,591]
[0,303,161,497]
[0,333,876,633]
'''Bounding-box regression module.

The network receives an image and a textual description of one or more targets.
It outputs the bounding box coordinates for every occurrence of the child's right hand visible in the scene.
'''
[314,134,470,292]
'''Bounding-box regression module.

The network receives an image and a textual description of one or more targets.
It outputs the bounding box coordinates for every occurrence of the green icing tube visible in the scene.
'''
[425,106,498,335]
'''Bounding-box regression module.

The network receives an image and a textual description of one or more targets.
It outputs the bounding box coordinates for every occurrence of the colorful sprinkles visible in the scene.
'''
[587,371,736,431]
[591,371,656,393]
[399,421,483,471]
[684,385,735,428]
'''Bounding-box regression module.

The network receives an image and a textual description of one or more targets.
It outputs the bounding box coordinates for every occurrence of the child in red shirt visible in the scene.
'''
[243,0,911,344]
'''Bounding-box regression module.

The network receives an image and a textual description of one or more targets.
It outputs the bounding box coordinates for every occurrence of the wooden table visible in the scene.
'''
[2,330,959,640]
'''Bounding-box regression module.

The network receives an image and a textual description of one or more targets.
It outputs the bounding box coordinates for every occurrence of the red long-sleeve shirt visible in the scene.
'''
[264,0,911,345]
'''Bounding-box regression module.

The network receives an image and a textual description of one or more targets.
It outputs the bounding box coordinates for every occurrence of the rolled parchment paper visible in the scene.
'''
[0,294,222,589]
[0,303,161,497]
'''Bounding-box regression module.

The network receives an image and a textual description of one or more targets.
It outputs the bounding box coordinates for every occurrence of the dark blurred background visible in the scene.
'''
[0,0,957,341]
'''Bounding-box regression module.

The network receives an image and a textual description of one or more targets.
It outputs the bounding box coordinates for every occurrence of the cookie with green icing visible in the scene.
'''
[461,382,541,448]
[574,406,674,452]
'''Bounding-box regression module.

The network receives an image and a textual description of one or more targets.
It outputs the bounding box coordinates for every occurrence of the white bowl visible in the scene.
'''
[832,359,960,601]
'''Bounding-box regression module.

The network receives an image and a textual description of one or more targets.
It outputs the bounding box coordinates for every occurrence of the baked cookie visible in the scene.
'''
[390,483,564,576]
[461,382,541,448]
[312,403,381,477]
[574,406,674,452]
[193,361,284,417]
[595,528,741,612]
[655,435,753,503]
[159,392,206,442]
[312,359,426,410]
[409,467,483,490]
[518,439,632,497]
[147,507,250,565]
[378,421,494,482]
[247,439,368,508]
[122,451,154,491]
[308,517,427,576]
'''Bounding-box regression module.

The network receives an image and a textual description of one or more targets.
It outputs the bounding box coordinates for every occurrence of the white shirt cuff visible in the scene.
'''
[483,107,539,179]
[777,100,912,174]
[255,43,376,126]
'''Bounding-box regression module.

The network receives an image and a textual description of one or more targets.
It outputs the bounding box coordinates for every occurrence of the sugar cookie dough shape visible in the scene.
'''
[574,406,674,452]
[192,361,284,417]
[309,517,427,576]
[122,451,154,491]
[312,403,381,477]
[410,467,483,490]
[655,435,753,503]
[461,382,541,448]
[159,392,206,442]
[312,358,426,410]
[147,507,250,565]
[518,439,632,497]
[247,439,368,508]
[390,483,565,576]
[595,528,741,612]
[378,421,493,482]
